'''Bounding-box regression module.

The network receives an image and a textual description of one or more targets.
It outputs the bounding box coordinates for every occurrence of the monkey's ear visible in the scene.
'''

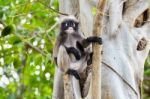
[76,21,79,25]
[59,15,79,24]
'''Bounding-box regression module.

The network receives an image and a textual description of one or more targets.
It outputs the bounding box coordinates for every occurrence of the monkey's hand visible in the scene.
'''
[86,36,103,45]
[81,36,103,48]
[65,47,81,60]
[66,69,80,80]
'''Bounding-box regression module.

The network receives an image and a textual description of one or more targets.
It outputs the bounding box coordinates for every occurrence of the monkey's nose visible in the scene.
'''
[68,27,74,31]
[67,27,74,33]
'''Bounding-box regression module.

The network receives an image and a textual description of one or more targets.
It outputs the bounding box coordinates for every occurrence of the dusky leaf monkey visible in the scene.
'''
[53,15,102,98]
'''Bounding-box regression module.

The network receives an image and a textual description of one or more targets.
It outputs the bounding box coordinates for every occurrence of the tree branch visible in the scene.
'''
[92,0,107,99]
[36,0,68,16]
[142,8,150,39]
[144,76,150,81]
[109,0,124,35]
[13,33,47,57]
[79,0,94,36]
[25,42,46,56]
[59,0,80,17]
[57,46,74,99]
[124,0,138,10]
[123,0,150,26]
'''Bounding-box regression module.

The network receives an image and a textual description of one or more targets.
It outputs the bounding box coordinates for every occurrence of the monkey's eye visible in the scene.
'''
[73,23,76,27]
[65,23,68,27]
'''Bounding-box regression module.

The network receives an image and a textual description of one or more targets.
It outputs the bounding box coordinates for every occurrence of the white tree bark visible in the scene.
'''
[55,0,150,99]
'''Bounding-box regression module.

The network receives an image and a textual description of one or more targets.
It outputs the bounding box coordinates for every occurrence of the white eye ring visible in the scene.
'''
[73,23,75,27]
[65,23,68,26]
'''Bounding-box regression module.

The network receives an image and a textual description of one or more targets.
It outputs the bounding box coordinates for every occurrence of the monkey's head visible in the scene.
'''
[60,15,79,34]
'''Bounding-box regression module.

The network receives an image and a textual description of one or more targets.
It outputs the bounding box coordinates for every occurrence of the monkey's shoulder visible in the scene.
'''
[55,33,68,45]
[70,33,84,41]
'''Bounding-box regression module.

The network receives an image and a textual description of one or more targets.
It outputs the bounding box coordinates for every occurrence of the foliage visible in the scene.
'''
[0,0,59,98]
[0,0,149,99]
[143,53,150,99]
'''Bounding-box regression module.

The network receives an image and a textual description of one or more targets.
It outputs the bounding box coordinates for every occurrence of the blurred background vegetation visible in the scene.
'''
[0,0,149,99]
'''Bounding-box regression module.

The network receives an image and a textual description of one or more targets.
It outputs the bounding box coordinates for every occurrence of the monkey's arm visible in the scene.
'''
[57,45,80,80]
[53,46,81,64]
[53,39,81,79]
[87,52,93,65]
[77,36,102,49]
[53,45,82,99]
[65,46,81,60]
[53,37,61,65]
[53,36,81,64]
[76,36,102,66]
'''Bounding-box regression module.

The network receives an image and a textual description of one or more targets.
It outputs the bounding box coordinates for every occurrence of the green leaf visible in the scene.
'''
[9,35,21,45]
[147,55,150,65]
[7,93,16,99]
[35,54,43,65]
[144,69,150,75]
[0,11,3,18]
[13,56,21,68]
[5,56,14,65]
[1,25,15,37]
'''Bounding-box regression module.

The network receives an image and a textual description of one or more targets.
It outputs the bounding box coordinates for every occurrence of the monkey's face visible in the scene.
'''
[61,20,79,34]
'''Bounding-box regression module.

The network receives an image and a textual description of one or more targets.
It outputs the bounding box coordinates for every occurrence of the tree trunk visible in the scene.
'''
[57,0,150,99]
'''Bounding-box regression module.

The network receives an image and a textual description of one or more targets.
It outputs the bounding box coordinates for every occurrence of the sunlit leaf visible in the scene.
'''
[8,35,21,44]
[35,54,43,65]
[13,56,22,68]
[5,56,14,65]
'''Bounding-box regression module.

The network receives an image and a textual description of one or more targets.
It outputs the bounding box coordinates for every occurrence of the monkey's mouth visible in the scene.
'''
[65,27,74,34]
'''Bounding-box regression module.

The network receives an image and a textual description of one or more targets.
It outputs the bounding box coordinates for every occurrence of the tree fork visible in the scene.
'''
[92,0,107,99]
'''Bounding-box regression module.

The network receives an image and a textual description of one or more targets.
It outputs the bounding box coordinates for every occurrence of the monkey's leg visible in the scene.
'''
[57,46,82,99]
[53,46,70,99]
[58,46,80,79]
[52,67,64,99]
[82,73,92,97]
[70,55,89,99]
[87,52,93,65]
[65,46,81,60]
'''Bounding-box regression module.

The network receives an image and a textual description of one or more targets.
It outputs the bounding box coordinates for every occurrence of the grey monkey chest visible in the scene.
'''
[64,34,82,47]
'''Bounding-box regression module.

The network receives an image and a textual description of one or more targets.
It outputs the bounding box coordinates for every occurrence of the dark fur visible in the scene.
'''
[66,69,81,80]
[61,19,79,32]
[65,46,81,60]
